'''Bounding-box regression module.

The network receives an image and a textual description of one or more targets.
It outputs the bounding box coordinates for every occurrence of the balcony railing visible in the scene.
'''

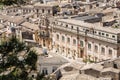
[53,25,118,44]
[39,32,50,38]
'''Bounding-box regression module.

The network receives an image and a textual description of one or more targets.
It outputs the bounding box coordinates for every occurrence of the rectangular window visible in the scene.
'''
[67,37,70,44]
[62,36,65,42]
[42,9,44,13]
[48,10,50,14]
[73,39,76,45]
[94,45,98,53]
[109,49,112,56]
[66,24,68,28]
[45,70,48,75]
[42,69,45,75]
[88,43,91,50]
[101,47,105,55]
[71,26,73,29]
[112,35,115,38]
[56,34,59,40]
[80,41,84,47]
[102,33,104,36]
[99,32,101,36]
[77,27,79,31]
[42,68,48,75]
[52,67,57,72]
[106,34,109,37]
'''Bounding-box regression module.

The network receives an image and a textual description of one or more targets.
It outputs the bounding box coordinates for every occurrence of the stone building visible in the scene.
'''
[78,58,120,80]
[51,60,120,80]
[35,15,53,49]
[53,61,84,80]
[80,63,103,78]
[2,3,59,17]
[34,3,59,16]
[51,14,120,61]
[37,52,68,75]
[101,67,120,80]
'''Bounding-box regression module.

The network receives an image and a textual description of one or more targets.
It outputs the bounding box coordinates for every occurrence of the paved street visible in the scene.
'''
[49,49,84,64]
[33,47,84,65]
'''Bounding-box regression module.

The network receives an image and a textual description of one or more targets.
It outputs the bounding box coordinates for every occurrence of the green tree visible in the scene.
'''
[0,0,26,5]
[0,36,39,80]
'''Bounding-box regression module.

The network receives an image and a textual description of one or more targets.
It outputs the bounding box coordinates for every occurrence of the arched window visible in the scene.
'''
[88,43,91,50]
[80,40,84,47]
[109,49,112,56]
[94,45,98,53]
[48,10,50,14]
[101,47,105,55]
[62,36,65,42]
[67,37,70,43]
[42,68,48,75]
[42,9,44,13]
[56,34,59,40]
[73,39,76,45]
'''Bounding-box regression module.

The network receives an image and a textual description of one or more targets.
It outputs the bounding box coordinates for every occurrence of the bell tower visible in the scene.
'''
[38,14,52,49]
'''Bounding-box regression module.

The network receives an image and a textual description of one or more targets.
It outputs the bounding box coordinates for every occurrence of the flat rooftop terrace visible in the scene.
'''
[72,15,100,21]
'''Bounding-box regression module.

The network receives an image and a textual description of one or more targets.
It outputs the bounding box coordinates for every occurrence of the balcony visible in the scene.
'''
[39,32,50,38]
[54,25,118,44]
[87,33,118,44]
[53,25,77,34]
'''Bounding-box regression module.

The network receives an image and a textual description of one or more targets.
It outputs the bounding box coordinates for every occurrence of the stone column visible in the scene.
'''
[98,44,101,61]
[105,46,108,60]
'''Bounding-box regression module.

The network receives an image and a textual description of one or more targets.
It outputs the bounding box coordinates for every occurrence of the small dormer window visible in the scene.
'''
[106,34,109,37]
[102,33,104,36]
[112,35,115,38]
[99,32,101,35]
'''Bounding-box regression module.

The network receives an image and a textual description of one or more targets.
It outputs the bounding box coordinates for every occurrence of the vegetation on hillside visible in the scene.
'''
[0,0,30,5]
[0,36,45,80]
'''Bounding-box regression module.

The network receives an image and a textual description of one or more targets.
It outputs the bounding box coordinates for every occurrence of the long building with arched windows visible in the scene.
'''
[51,15,120,61]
